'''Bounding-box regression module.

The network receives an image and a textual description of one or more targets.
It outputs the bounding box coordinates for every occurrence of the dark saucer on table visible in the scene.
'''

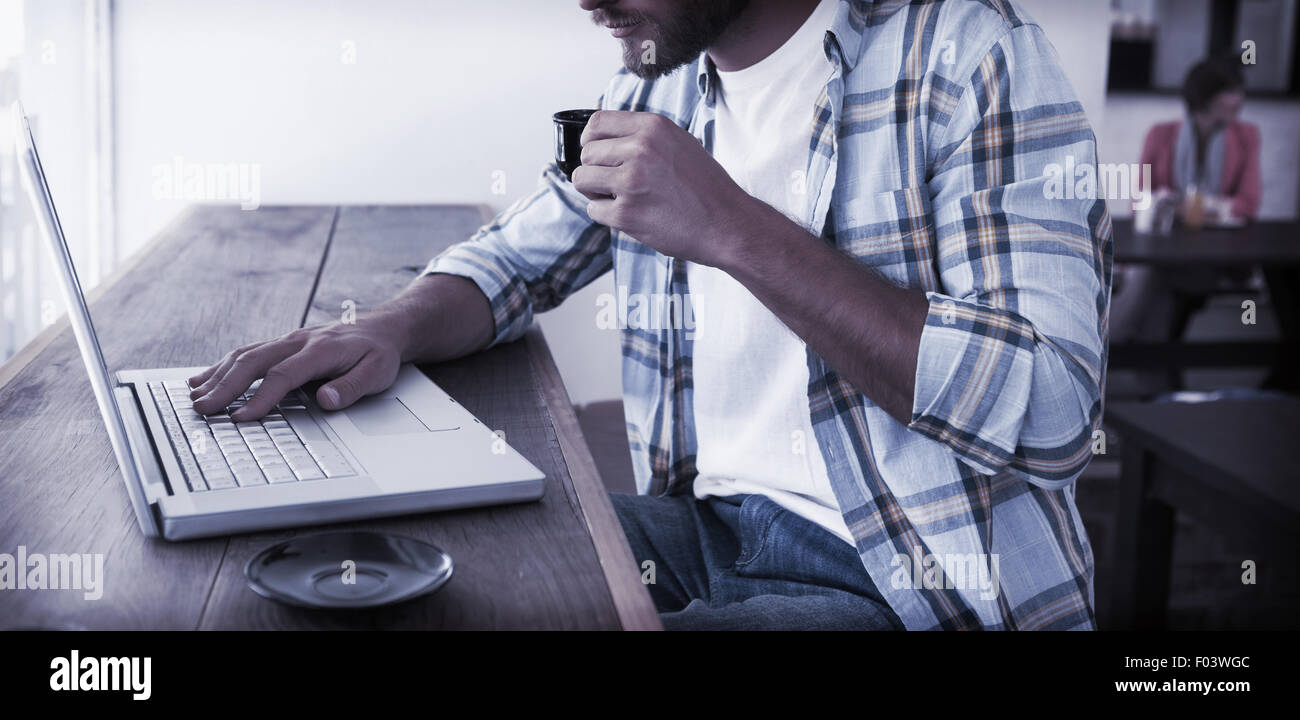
[244,530,453,609]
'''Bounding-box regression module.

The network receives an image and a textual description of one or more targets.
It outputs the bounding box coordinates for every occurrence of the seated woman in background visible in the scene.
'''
[1139,58,1261,222]
[1111,57,1264,378]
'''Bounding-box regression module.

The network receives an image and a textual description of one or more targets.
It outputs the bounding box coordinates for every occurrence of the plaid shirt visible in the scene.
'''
[425,0,1111,630]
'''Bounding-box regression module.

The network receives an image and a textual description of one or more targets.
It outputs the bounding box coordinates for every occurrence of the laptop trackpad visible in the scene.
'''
[343,398,432,436]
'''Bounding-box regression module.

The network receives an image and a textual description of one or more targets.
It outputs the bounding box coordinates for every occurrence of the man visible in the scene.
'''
[189,0,1110,630]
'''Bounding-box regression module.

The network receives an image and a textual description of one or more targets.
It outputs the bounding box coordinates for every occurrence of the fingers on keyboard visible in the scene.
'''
[187,363,221,390]
[233,351,339,421]
[154,379,348,492]
[193,342,298,414]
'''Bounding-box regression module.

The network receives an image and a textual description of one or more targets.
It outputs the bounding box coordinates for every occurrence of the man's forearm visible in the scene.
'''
[375,273,495,364]
[717,202,929,424]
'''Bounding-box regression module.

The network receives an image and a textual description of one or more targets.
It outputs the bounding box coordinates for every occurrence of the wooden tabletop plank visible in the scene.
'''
[0,205,336,629]
[197,205,647,629]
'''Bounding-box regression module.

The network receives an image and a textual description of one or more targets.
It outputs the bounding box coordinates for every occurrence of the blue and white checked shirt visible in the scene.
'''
[425,0,1111,630]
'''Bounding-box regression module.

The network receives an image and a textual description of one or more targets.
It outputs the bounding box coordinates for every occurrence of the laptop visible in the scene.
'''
[11,102,545,541]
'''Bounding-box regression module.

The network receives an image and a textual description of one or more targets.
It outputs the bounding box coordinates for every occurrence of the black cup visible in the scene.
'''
[553,109,597,181]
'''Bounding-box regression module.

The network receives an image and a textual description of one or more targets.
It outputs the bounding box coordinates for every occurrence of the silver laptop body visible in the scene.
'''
[11,103,545,541]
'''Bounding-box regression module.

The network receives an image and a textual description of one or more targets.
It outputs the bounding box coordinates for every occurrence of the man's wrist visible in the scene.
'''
[388,274,449,363]
[361,282,424,364]
[385,272,493,363]
[713,198,803,283]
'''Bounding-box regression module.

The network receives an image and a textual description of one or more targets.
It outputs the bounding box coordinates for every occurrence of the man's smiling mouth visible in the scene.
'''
[606,20,644,38]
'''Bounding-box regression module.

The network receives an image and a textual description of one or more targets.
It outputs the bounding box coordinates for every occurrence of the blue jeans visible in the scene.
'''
[611,492,904,630]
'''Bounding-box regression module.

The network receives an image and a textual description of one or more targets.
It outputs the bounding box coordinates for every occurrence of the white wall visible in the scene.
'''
[114,0,1113,406]
[115,1,622,248]
[115,0,626,405]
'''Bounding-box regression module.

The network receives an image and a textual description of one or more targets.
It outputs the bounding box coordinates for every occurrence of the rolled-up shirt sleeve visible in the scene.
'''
[423,165,612,347]
[908,23,1113,490]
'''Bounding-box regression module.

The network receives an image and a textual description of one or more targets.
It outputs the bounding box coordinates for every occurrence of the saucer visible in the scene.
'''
[244,531,453,609]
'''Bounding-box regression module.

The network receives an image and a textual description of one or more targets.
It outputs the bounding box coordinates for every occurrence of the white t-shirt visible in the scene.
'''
[688,0,853,545]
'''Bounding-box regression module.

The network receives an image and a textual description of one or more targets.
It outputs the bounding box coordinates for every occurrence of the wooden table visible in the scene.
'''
[1110,219,1300,390]
[1106,397,1300,629]
[1113,218,1300,267]
[0,204,660,630]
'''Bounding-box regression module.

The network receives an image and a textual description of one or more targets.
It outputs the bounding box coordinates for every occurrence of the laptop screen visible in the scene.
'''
[12,102,159,537]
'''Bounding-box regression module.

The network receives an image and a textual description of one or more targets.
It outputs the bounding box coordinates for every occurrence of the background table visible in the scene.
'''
[1113,218,1300,267]
[1106,397,1300,629]
[1110,219,1299,390]
[0,204,660,630]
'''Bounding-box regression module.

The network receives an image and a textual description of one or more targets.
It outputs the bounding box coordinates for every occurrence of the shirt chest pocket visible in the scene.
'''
[830,185,940,293]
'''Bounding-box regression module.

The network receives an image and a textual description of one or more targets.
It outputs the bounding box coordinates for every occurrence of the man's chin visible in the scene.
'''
[620,45,689,80]
[624,61,672,80]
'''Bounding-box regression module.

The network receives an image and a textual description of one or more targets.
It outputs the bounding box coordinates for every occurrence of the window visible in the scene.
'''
[0,0,113,364]
[1108,0,1300,95]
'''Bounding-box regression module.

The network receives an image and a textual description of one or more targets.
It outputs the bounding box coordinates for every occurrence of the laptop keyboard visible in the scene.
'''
[149,380,355,492]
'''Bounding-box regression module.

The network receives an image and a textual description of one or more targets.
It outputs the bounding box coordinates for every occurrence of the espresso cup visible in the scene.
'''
[553,109,597,181]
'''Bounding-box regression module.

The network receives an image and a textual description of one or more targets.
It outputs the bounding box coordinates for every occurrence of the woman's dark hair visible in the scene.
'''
[1182,58,1245,112]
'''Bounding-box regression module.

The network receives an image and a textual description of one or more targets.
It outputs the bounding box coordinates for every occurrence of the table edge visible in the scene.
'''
[1105,400,1300,520]
[523,326,662,631]
[467,202,659,630]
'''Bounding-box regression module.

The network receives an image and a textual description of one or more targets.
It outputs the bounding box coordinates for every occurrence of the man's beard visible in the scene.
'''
[593,0,750,79]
